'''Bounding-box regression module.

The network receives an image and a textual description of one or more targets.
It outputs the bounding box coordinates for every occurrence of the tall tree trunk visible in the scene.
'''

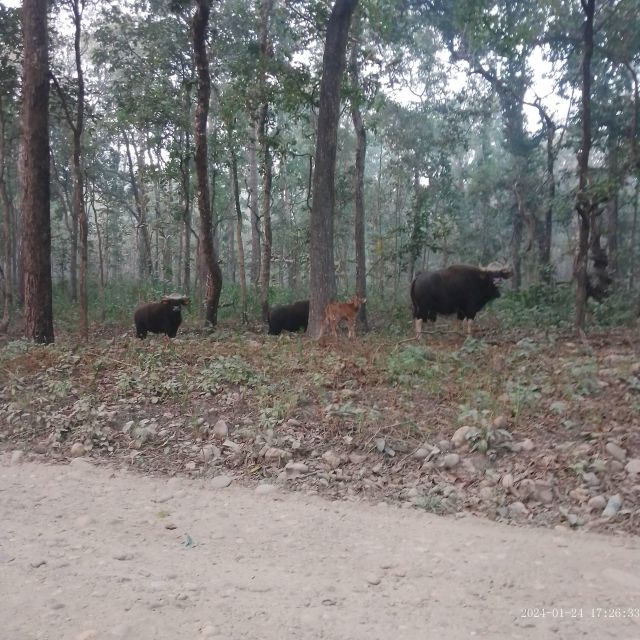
[539,113,556,281]
[281,160,297,291]
[123,131,153,278]
[69,0,88,340]
[50,146,73,293]
[192,0,222,326]
[574,0,595,330]
[393,175,402,306]
[308,0,359,337]
[21,0,54,344]
[182,163,192,296]
[180,87,192,296]
[0,100,14,333]
[375,144,385,296]
[69,201,78,301]
[626,63,639,290]
[256,0,274,322]
[349,20,368,332]
[248,122,261,287]
[258,148,272,321]
[605,135,619,284]
[227,215,236,284]
[13,200,22,305]
[629,179,639,291]
[229,140,248,322]
[408,170,421,284]
[258,105,272,322]
[511,172,525,290]
[89,185,106,321]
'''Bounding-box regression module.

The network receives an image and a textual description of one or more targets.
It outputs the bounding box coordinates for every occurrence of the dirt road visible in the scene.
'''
[1,457,639,640]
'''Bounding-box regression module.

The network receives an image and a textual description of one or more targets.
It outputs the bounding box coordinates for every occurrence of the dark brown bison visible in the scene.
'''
[134,295,189,339]
[268,300,309,335]
[410,265,512,338]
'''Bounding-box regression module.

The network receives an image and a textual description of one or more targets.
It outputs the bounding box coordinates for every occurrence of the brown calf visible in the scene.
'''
[319,295,366,339]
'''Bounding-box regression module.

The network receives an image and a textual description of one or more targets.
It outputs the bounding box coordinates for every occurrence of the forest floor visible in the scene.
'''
[1,318,640,536]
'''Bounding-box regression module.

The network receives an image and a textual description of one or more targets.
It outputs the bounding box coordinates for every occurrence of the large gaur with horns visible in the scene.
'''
[410,264,512,337]
[134,295,190,339]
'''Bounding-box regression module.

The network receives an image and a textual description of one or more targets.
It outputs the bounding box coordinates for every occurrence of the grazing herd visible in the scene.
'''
[134,264,511,341]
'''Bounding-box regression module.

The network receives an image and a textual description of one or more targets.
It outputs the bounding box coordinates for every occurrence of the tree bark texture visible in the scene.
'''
[626,63,639,290]
[69,0,88,340]
[88,186,106,320]
[352,104,368,330]
[258,103,272,323]
[629,179,639,291]
[348,17,368,331]
[257,0,274,322]
[248,123,260,287]
[605,135,619,282]
[574,0,595,330]
[123,131,153,278]
[0,100,14,332]
[230,141,248,322]
[539,112,556,280]
[21,0,54,343]
[308,0,359,337]
[192,0,222,326]
[181,158,192,296]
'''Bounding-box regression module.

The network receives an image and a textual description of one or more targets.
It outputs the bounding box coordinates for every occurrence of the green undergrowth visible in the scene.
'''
[493,283,638,329]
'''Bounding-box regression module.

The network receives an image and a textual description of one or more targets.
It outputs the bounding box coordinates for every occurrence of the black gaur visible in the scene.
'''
[267,300,309,335]
[134,295,189,339]
[410,265,512,338]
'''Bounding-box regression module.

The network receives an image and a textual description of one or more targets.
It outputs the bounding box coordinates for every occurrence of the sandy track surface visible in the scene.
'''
[1,458,639,640]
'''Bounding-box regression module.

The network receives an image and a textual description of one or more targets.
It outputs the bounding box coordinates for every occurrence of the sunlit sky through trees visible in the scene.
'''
[0,0,568,132]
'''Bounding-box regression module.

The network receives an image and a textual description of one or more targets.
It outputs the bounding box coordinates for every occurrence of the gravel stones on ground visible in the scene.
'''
[492,415,509,430]
[255,483,278,495]
[451,426,479,449]
[200,445,221,463]
[508,501,529,519]
[262,447,291,466]
[437,439,452,452]
[501,473,514,492]
[321,450,342,469]
[602,494,622,518]
[412,447,431,461]
[284,462,309,479]
[209,475,232,489]
[582,472,600,487]
[533,481,554,504]
[365,574,382,586]
[212,420,229,440]
[442,453,460,469]
[70,442,86,458]
[605,442,627,463]
[519,438,534,452]
[587,495,607,512]
[625,458,640,479]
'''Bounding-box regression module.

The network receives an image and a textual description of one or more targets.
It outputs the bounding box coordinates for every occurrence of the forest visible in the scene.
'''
[1,0,639,534]
[0,0,639,335]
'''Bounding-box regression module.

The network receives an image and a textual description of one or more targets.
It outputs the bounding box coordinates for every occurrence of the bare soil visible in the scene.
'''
[2,458,640,640]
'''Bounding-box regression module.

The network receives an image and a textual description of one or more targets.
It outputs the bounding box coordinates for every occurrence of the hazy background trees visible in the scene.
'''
[1,0,640,336]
